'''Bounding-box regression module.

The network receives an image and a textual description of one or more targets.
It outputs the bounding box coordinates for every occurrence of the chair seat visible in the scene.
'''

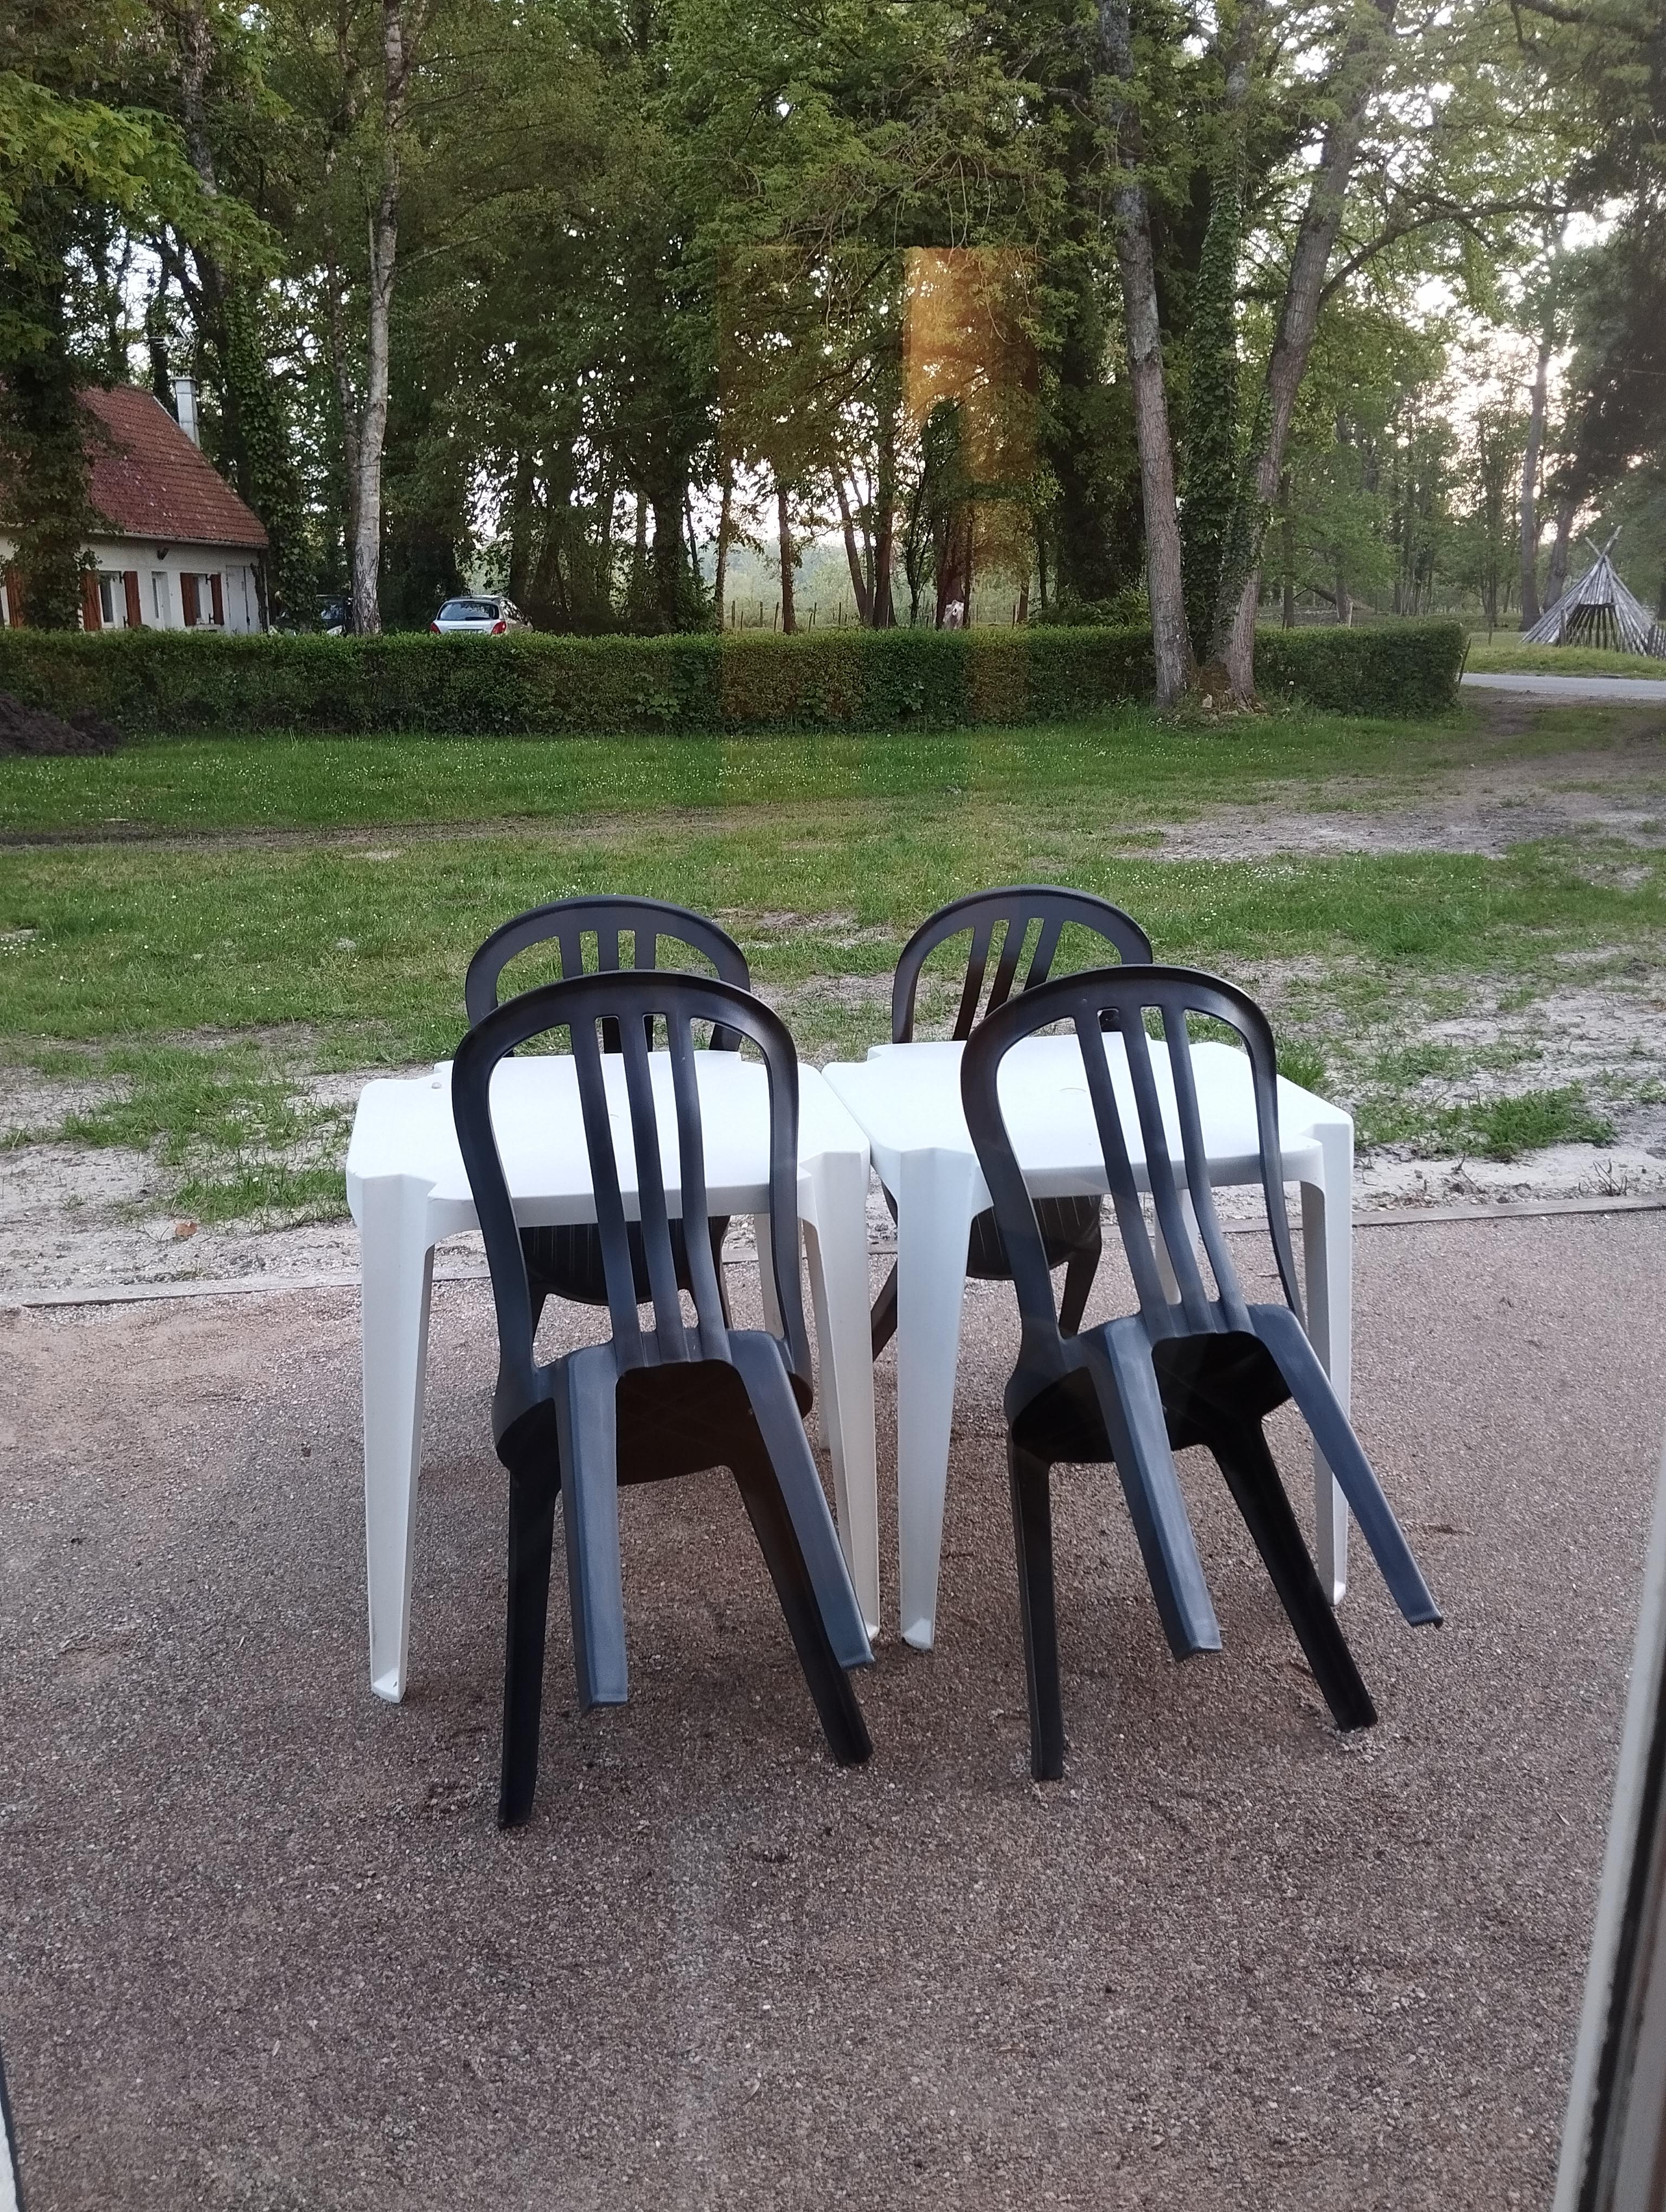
[521,1216,729,1309]
[1012,1329,1292,1468]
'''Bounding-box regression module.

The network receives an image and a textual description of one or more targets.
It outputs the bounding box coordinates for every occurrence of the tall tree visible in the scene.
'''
[1097,0,1192,705]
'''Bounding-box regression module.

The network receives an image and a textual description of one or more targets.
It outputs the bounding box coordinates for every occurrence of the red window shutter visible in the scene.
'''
[181,573,200,627]
[209,573,225,626]
[123,570,142,628]
[81,570,102,632]
[1,564,22,628]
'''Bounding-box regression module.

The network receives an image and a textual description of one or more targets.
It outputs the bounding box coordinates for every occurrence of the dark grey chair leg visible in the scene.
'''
[1250,1305,1442,1626]
[1056,1223,1101,1336]
[553,1347,630,1710]
[1084,1318,1222,1659]
[732,1442,872,1765]
[1009,1442,1067,1780]
[499,1455,560,1828]
[1205,1418,1377,1732]
[728,1334,874,1669]
[870,1261,900,1358]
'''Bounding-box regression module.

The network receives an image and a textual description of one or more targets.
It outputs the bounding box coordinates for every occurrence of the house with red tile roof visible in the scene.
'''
[0,382,268,633]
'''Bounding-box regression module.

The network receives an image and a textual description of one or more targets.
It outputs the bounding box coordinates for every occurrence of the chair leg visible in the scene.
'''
[727,1333,873,1670]
[552,1347,630,1711]
[710,1220,734,1329]
[733,1443,872,1767]
[870,1261,899,1359]
[1056,1223,1101,1337]
[1249,1305,1441,1628]
[1205,1419,1376,1732]
[1009,1443,1066,1782]
[1084,1319,1222,1660]
[499,1456,560,1828]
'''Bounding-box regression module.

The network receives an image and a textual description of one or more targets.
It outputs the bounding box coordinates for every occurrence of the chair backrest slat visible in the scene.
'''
[568,1007,648,1362]
[1077,1017,1174,1324]
[892,885,1154,1043]
[667,1013,729,1360]
[962,963,1308,1359]
[1162,1017,1254,1333]
[618,1011,688,1356]
[1123,1013,1217,1331]
[952,918,998,1041]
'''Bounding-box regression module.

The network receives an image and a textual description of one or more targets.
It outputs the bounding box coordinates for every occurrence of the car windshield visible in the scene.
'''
[439,599,497,620]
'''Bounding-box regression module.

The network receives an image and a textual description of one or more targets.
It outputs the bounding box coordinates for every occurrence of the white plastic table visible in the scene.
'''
[345,1053,879,1702]
[823,1034,1354,1650]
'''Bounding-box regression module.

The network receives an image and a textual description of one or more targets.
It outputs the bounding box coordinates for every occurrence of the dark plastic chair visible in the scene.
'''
[452,967,874,1826]
[871,886,1155,1355]
[960,962,1440,1782]
[465,896,749,1325]
[0,2034,21,2212]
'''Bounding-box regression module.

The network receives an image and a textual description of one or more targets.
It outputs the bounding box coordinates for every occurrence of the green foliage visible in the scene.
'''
[1276,1038,1328,1094]
[0,618,1464,734]
[1441,1085,1616,1162]
[1253,620,1466,715]
[1181,151,1244,651]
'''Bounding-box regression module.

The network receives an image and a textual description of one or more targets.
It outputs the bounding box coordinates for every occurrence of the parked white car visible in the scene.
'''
[430,595,529,636]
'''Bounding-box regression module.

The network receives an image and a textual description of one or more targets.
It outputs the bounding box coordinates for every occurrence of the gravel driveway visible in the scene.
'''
[2,1210,1663,2208]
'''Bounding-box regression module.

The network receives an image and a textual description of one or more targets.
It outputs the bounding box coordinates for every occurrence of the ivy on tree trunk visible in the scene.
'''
[1098,0,1193,707]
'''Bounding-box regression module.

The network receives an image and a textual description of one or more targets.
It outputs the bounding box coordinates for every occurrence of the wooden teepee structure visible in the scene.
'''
[1523,530,1666,657]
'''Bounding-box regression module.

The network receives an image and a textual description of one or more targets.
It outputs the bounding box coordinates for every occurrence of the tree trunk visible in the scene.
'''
[1545,492,1575,614]
[650,484,688,628]
[872,403,897,628]
[1336,569,1352,627]
[507,452,537,607]
[1180,0,1261,652]
[342,0,422,635]
[1099,0,1193,706]
[713,467,733,632]
[835,474,873,624]
[1279,468,1296,627]
[1212,0,1399,698]
[1519,334,1552,629]
[776,480,797,633]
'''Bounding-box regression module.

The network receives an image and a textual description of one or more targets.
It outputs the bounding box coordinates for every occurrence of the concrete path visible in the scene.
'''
[3,1210,1665,2208]
[1463,669,1666,703]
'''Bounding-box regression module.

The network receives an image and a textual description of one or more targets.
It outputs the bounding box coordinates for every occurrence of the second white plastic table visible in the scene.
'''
[823,1033,1355,1650]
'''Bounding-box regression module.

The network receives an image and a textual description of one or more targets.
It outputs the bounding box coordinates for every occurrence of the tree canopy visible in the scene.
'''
[0,0,1655,680]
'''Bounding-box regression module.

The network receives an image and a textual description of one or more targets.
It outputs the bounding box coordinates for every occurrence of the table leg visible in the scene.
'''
[894,1149,978,1651]
[1300,1119,1354,1606]
[750,1212,785,1338]
[800,1153,880,1639]
[359,1175,438,1702]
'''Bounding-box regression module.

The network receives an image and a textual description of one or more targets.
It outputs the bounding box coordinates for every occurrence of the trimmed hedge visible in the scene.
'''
[0,618,1463,737]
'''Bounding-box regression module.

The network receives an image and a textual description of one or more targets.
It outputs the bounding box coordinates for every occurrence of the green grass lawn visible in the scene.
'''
[1465,632,1666,679]
[0,704,1459,838]
[2,700,1661,1224]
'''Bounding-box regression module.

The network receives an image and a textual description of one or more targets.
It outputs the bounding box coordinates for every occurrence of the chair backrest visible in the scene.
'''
[960,963,1304,1364]
[465,895,751,1051]
[890,885,1154,1043]
[452,970,810,1433]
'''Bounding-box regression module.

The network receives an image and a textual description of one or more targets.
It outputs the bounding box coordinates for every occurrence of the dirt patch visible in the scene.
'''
[1126,737,1666,860]
[0,692,123,758]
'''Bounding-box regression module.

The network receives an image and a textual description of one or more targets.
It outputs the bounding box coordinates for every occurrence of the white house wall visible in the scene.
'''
[0,536,266,634]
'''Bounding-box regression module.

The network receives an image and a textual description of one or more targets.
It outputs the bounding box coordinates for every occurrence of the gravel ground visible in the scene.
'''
[2,1210,1664,2208]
